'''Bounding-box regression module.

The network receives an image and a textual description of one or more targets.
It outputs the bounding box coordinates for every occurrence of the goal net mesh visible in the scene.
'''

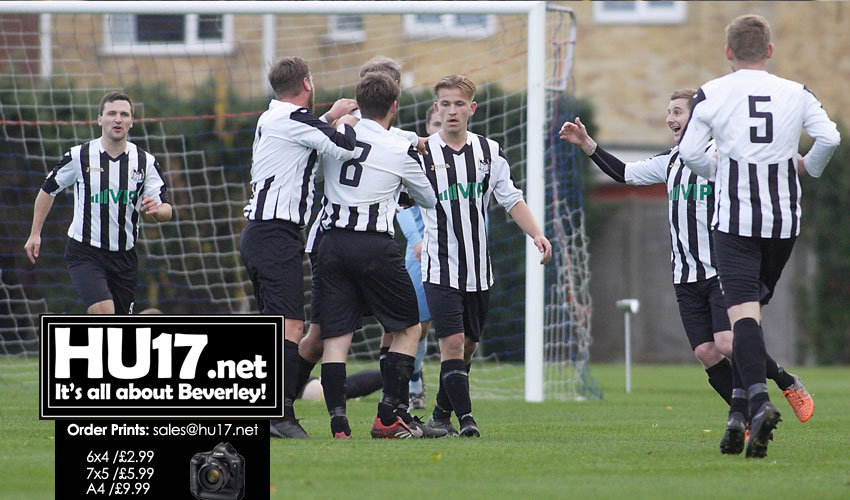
[0,6,599,400]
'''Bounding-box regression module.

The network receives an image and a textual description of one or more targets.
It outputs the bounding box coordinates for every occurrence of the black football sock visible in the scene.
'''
[388,352,415,423]
[705,358,733,405]
[765,355,795,391]
[346,370,383,399]
[378,353,406,426]
[732,318,770,417]
[321,363,347,433]
[379,346,390,377]
[729,358,749,419]
[283,340,300,420]
[441,359,472,423]
[434,376,453,419]
[294,355,317,399]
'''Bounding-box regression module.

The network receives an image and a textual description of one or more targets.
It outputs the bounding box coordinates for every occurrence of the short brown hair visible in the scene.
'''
[359,56,401,83]
[268,57,310,97]
[434,74,475,101]
[726,14,771,62]
[356,72,400,120]
[99,92,134,117]
[425,105,436,123]
[669,88,697,110]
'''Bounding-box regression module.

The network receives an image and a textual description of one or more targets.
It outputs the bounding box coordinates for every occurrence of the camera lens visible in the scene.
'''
[199,463,227,491]
[205,469,221,485]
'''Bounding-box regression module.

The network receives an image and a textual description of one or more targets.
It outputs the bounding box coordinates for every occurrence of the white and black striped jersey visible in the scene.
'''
[420,132,524,292]
[41,138,168,251]
[243,99,357,226]
[625,141,717,284]
[319,118,436,235]
[680,69,840,238]
[304,122,420,254]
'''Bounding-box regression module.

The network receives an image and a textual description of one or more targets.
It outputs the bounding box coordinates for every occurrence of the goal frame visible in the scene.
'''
[4,0,549,402]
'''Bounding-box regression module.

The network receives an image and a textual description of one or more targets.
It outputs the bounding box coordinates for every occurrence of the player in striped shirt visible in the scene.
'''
[560,89,810,424]
[239,56,359,439]
[679,14,840,458]
[293,56,430,427]
[421,75,552,437]
[316,72,441,439]
[25,92,171,315]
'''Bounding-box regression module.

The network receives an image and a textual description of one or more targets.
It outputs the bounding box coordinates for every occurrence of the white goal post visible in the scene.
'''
[2,1,590,402]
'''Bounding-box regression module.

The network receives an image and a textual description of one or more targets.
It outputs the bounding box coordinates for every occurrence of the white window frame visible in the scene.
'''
[102,14,234,56]
[593,1,686,25]
[325,15,365,44]
[403,14,496,39]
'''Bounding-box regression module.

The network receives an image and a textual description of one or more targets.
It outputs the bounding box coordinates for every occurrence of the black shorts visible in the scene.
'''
[713,231,796,307]
[308,229,323,324]
[65,238,137,313]
[674,276,731,350]
[318,229,419,339]
[240,219,305,319]
[423,282,489,342]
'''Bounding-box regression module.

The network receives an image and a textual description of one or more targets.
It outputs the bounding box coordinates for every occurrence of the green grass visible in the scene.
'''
[3,360,850,499]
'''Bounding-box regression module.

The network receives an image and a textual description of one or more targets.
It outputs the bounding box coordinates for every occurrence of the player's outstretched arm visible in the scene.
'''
[508,201,552,265]
[24,190,55,264]
[559,117,597,155]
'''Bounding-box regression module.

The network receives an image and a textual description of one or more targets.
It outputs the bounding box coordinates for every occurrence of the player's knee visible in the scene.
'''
[463,339,478,363]
[693,342,723,368]
[439,333,464,359]
[713,330,733,357]
[87,300,115,315]
[284,318,304,342]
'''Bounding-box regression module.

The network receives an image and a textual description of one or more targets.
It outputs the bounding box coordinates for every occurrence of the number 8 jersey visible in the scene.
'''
[320,118,436,235]
[679,69,840,238]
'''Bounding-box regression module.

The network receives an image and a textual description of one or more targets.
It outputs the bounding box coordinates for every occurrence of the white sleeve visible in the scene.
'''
[624,151,671,186]
[401,146,437,209]
[390,126,419,148]
[141,157,168,204]
[800,88,840,178]
[41,150,79,196]
[678,89,717,180]
[492,150,523,213]
[287,109,358,161]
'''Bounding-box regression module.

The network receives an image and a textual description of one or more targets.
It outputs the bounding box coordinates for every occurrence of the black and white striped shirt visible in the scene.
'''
[319,119,435,235]
[243,100,357,226]
[41,139,168,251]
[680,69,840,238]
[625,142,717,284]
[420,133,523,292]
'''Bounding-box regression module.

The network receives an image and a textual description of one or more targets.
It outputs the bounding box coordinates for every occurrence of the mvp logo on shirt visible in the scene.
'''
[668,184,712,201]
[90,188,138,205]
[438,182,484,201]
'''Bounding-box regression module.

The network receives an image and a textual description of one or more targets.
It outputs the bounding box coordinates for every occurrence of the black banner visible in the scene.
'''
[40,315,283,419]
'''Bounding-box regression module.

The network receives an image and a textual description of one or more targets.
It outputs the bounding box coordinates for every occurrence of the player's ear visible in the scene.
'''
[724,45,735,62]
[97,115,103,126]
[765,43,774,60]
[470,101,477,115]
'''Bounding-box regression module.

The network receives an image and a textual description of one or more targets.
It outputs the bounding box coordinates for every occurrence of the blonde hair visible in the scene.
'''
[726,14,771,62]
[669,89,697,110]
[433,74,475,101]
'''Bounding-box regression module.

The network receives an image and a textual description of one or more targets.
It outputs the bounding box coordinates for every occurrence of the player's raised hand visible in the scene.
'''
[24,234,41,264]
[559,117,596,155]
[417,136,429,155]
[535,235,552,265]
[326,98,358,122]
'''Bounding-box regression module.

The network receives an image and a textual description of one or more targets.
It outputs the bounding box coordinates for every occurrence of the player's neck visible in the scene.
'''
[100,136,128,158]
[440,129,468,150]
[732,59,767,72]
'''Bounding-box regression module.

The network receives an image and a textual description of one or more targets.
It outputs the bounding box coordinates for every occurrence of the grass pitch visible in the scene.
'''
[3,360,849,499]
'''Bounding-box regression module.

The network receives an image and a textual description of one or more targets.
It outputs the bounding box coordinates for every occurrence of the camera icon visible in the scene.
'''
[189,442,245,500]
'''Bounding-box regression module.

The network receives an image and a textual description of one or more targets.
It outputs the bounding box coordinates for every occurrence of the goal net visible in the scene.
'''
[0,2,599,400]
